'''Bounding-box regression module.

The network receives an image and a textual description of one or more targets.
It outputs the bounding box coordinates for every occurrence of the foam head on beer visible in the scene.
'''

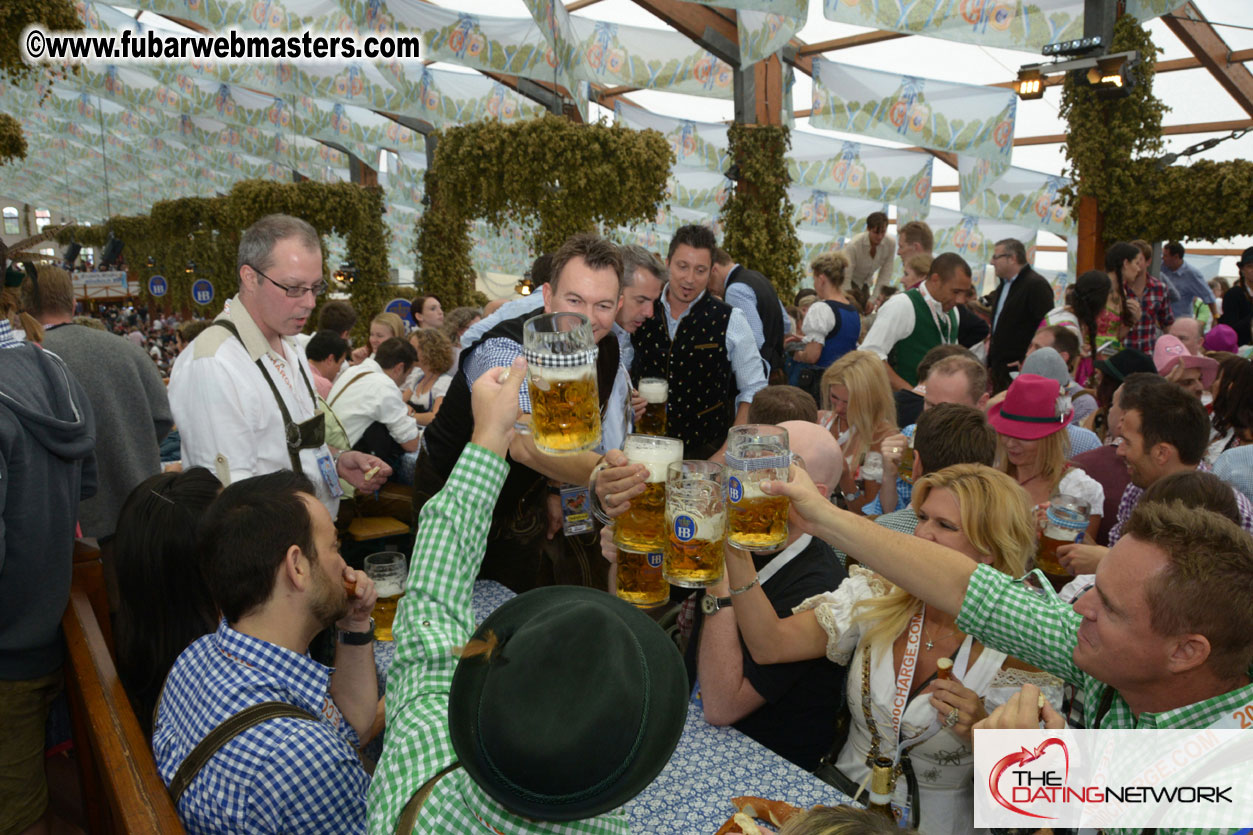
[639,378,667,404]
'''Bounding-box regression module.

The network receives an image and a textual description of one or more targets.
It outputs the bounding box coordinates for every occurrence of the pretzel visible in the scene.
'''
[732,796,801,828]
[713,812,765,835]
[363,465,381,481]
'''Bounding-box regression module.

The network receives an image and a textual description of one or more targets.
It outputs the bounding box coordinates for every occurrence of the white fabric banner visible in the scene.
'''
[811,58,1016,181]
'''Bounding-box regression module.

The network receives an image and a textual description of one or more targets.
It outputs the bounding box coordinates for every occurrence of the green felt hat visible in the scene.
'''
[447,585,687,822]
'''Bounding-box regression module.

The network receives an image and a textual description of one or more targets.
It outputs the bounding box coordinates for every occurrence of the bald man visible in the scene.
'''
[681,421,848,768]
[1167,317,1205,356]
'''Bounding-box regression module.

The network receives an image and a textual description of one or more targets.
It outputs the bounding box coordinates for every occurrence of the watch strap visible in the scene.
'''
[701,594,733,615]
[338,618,375,645]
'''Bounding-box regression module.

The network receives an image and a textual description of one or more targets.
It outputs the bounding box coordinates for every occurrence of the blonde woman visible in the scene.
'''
[819,350,897,513]
[351,311,405,364]
[727,464,1061,835]
[401,327,455,426]
[989,374,1103,541]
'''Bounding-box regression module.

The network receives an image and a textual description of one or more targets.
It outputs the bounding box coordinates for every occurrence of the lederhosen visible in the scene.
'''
[213,320,325,476]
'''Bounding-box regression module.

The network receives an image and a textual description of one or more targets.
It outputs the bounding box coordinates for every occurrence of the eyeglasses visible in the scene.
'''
[252,266,326,298]
[991,253,1012,261]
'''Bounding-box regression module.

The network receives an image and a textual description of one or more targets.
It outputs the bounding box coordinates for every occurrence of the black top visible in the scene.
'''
[1218,282,1253,346]
[631,291,735,460]
[726,265,786,377]
[894,388,925,430]
[984,265,1056,391]
[684,537,849,770]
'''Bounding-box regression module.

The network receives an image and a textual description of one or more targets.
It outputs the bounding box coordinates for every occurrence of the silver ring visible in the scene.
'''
[944,708,960,728]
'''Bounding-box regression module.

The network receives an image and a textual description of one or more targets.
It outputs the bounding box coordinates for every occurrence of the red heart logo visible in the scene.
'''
[988,737,1070,820]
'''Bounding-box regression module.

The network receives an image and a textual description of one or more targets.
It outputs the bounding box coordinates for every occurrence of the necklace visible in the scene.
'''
[923,621,961,651]
[1016,470,1041,487]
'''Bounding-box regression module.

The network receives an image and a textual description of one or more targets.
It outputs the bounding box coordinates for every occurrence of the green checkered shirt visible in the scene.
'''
[367,444,630,835]
[957,564,1253,835]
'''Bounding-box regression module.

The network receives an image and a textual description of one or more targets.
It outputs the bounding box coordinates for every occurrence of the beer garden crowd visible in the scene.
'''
[2,206,1253,835]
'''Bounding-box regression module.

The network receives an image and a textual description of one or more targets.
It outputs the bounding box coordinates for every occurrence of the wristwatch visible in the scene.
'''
[337,618,376,645]
[701,594,733,615]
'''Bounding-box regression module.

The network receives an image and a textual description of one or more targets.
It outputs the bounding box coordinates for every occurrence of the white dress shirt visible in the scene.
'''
[169,295,341,514]
[844,230,897,293]
[327,357,419,449]
[860,281,956,362]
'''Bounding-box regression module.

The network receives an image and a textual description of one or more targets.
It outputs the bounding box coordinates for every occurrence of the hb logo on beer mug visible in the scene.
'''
[725,425,792,552]
[664,461,726,589]
[518,312,602,456]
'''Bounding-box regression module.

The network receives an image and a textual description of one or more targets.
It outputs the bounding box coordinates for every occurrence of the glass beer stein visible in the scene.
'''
[363,551,407,641]
[726,425,791,551]
[521,312,601,456]
[614,434,684,554]
[664,460,727,588]
[636,377,668,436]
[616,550,668,608]
[1036,494,1090,586]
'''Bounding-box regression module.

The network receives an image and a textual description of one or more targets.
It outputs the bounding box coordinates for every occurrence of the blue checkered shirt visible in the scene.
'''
[0,317,25,348]
[152,620,368,834]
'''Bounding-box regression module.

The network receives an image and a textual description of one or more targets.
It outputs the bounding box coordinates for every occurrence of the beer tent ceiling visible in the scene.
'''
[2,0,1251,279]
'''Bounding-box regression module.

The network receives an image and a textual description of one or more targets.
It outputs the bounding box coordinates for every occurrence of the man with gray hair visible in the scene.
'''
[169,214,389,517]
[984,237,1054,392]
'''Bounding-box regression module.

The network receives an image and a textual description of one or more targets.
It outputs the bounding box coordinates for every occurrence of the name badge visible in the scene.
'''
[316,453,345,499]
[560,486,594,536]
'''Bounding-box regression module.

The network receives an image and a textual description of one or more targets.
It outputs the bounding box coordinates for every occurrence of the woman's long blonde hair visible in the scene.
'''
[851,464,1035,649]
[820,350,896,464]
[995,427,1071,493]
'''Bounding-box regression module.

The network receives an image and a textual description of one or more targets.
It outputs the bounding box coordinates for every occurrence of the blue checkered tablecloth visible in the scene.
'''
[374,580,852,832]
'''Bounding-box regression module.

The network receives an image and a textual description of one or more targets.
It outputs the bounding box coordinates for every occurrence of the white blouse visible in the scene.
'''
[795,566,1063,835]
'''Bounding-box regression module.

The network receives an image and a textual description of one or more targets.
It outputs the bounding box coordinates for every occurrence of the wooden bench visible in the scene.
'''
[62,541,184,834]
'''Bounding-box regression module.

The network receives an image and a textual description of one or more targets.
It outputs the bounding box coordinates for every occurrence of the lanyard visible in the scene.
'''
[890,609,926,750]
[755,535,812,587]
[918,286,955,344]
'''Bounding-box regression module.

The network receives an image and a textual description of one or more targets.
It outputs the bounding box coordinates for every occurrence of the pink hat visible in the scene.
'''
[988,374,1073,440]
[1203,324,1238,354]
[1153,334,1218,388]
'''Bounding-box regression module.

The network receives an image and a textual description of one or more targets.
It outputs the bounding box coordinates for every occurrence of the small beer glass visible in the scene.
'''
[725,425,791,551]
[363,551,407,641]
[1035,494,1090,585]
[897,435,916,485]
[521,312,601,455]
[613,434,684,554]
[636,377,668,436]
[664,460,727,588]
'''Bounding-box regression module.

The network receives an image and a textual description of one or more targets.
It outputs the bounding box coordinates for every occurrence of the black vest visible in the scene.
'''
[631,291,734,460]
[423,311,619,517]
[726,266,785,376]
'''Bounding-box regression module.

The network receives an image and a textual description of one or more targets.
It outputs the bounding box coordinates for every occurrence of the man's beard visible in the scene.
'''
[310,559,350,626]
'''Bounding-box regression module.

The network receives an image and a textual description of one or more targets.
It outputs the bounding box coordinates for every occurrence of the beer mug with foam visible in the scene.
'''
[726,425,791,551]
[664,460,726,588]
[363,551,407,642]
[614,434,684,554]
[520,312,601,455]
[636,377,668,436]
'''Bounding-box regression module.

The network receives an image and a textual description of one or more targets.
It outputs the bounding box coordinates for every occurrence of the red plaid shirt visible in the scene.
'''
[1122,274,1174,354]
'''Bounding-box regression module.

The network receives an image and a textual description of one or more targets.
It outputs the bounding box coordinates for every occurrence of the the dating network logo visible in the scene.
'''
[988,737,1070,820]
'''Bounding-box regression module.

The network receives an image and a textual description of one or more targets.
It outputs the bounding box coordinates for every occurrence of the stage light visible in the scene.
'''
[1017,68,1045,100]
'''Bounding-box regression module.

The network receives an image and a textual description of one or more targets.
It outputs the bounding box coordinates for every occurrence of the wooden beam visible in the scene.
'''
[1034,244,1246,256]
[1162,4,1253,118]
[629,0,739,65]
[1014,117,1253,146]
[797,31,908,57]
[566,0,604,10]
